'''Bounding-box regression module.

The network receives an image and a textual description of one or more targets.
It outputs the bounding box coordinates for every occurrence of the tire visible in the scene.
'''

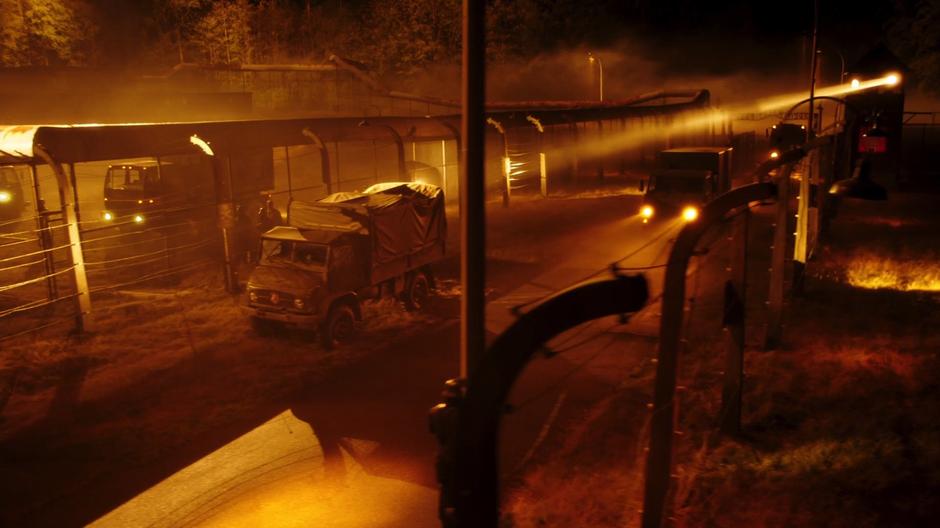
[319,304,356,349]
[251,316,278,336]
[404,271,430,312]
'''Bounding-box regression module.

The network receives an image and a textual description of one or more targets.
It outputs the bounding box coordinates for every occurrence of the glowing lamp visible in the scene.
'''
[850,78,860,89]
[885,73,900,86]
[133,214,145,224]
[640,204,654,219]
[769,150,780,159]
[102,211,113,221]
[0,190,11,203]
[681,206,699,222]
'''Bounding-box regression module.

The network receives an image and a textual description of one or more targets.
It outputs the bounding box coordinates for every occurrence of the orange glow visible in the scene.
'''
[640,204,654,219]
[769,150,780,159]
[846,256,940,292]
[681,206,699,222]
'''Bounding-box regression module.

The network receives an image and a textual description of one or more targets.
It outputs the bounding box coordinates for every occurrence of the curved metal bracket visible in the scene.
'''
[641,182,777,528]
[432,274,649,527]
[301,127,333,194]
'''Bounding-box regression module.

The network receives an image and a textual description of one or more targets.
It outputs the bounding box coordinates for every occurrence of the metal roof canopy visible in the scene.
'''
[0,89,709,165]
[0,116,458,165]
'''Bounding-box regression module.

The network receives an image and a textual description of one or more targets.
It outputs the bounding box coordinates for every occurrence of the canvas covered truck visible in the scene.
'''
[242,182,446,348]
[639,146,733,223]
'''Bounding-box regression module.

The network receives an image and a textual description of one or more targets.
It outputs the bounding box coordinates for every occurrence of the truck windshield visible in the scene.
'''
[107,167,159,192]
[261,240,328,269]
[651,177,703,194]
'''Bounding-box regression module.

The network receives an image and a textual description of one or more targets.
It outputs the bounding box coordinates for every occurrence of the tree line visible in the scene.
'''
[0,0,938,94]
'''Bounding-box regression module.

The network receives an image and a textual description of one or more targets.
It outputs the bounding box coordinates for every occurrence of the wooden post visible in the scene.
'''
[720,207,749,435]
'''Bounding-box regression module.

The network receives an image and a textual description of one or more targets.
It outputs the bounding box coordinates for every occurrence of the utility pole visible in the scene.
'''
[460,0,486,378]
[794,0,819,294]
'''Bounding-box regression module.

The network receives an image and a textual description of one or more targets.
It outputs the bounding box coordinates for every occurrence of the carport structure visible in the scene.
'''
[0,89,713,338]
[0,117,459,335]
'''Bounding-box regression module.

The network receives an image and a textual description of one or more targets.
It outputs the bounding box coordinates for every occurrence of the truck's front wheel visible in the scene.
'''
[404,271,430,311]
[320,304,355,349]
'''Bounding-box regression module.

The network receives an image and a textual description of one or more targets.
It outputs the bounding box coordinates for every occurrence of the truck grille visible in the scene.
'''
[251,289,293,308]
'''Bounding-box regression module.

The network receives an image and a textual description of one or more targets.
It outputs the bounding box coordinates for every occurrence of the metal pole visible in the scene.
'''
[765,166,792,349]
[460,0,486,379]
[33,146,93,333]
[806,0,819,141]
[643,183,777,528]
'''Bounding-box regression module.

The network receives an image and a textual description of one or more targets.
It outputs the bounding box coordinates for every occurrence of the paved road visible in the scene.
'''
[2,189,732,528]
[87,200,698,527]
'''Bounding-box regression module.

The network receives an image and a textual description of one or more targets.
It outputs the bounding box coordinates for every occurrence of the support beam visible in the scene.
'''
[32,145,93,332]
[301,128,333,194]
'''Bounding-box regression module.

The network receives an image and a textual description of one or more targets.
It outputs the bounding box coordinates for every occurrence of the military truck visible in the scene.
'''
[639,147,732,222]
[243,182,446,348]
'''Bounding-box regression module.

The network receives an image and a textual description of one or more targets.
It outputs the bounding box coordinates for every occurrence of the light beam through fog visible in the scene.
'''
[556,74,901,162]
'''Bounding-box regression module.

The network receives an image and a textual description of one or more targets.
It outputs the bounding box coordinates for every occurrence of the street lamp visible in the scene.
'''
[588,52,604,101]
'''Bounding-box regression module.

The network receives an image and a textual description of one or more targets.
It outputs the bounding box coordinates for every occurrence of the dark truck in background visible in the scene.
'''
[102,149,272,227]
[243,182,446,348]
[639,146,733,223]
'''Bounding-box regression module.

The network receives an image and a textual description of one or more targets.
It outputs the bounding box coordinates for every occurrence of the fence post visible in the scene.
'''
[720,206,749,435]
[765,165,792,349]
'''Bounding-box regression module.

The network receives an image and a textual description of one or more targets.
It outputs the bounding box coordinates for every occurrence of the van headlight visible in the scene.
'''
[293,298,305,310]
[640,205,654,221]
[248,290,258,302]
[681,206,699,222]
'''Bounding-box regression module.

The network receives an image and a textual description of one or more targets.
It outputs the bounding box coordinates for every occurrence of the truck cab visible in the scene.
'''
[102,160,166,225]
[640,147,732,223]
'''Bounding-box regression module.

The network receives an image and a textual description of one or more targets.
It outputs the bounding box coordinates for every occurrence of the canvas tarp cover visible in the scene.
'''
[289,182,445,270]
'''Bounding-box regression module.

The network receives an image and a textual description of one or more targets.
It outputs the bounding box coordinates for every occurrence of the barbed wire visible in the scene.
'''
[84,239,213,267]
[0,265,77,294]
[88,258,215,294]
[0,292,80,320]
[0,242,74,265]
[0,257,46,274]
[0,313,77,342]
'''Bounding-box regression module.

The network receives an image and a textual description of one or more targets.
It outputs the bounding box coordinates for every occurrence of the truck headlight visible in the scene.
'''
[248,290,258,302]
[769,150,780,160]
[133,214,145,224]
[293,298,305,310]
[102,211,114,221]
[640,205,654,222]
[681,206,699,222]
[0,191,11,203]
